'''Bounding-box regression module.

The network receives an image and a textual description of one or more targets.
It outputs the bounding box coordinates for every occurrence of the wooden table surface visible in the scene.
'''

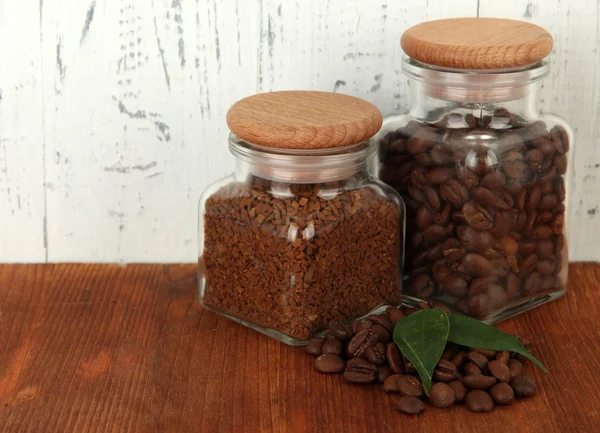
[0,263,599,433]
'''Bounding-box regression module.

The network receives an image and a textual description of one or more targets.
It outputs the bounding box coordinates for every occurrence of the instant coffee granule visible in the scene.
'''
[201,176,403,341]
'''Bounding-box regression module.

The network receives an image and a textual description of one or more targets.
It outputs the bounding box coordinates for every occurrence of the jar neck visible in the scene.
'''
[229,134,376,184]
[403,58,548,124]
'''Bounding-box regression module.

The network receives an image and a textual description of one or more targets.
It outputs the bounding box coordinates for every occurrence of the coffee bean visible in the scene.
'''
[398,375,425,397]
[536,239,554,259]
[368,314,394,333]
[433,359,458,382]
[464,363,482,376]
[488,360,512,383]
[470,348,497,359]
[468,293,491,318]
[507,359,524,378]
[396,396,425,415]
[386,306,405,325]
[451,351,469,369]
[377,365,393,383]
[466,390,494,413]
[352,319,373,334]
[463,202,494,231]
[440,179,469,207]
[370,324,391,344]
[322,338,343,356]
[415,206,435,229]
[467,352,489,371]
[306,338,325,356]
[365,342,387,366]
[442,274,468,298]
[387,342,404,374]
[496,351,511,364]
[408,274,435,298]
[458,226,495,253]
[550,125,570,154]
[524,272,542,295]
[430,382,456,408]
[490,383,515,405]
[503,151,527,179]
[449,380,468,403]
[344,358,378,384]
[314,354,345,374]
[328,320,352,341]
[383,374,403,392]
[459,253,493,277]
[462,374,497,389]
[487,284,508,309]
[510,375,537,397]
[348,329,379,358]
[482,171,506,189]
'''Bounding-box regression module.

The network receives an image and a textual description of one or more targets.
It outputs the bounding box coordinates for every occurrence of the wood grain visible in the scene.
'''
[0,263,599,433]
[226,91,382,149]
[401,18,553,69]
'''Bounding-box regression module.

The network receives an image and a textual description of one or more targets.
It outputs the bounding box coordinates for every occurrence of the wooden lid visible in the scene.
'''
[226,91,382,149]
[401,18,554,69]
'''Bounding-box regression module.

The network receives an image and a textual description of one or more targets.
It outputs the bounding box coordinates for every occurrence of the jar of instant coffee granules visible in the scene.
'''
[378,18,571,322]
[199,91,405,344]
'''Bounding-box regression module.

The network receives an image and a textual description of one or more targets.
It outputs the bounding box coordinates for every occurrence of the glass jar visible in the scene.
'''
[378,19,571,322]
[199,91,405,345]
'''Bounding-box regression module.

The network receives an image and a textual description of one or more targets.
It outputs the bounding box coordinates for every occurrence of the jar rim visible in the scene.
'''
[402,57,550,88]
[229,133,374,158]
[228,134,376,183]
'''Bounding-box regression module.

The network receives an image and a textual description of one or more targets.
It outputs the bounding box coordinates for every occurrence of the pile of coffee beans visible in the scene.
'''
[378,110,568,319]
[306,302,538,415]
[201,176,402,341]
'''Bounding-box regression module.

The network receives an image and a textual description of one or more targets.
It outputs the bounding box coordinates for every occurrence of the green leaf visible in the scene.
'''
[393,309,450,395]
[447,313,547,373]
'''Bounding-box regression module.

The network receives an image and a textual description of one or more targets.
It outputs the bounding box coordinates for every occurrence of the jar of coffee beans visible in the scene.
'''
[377,18,571,321]
[199,91,405,345]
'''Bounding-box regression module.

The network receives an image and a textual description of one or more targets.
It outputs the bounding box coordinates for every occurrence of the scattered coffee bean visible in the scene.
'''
[464,362,482,376]
[451,351,469,369]
[487,359,511,384]
[387,342,404,374]
[383,374,404,393]
[306,338,324,356]
[320,339,342,356]
[377,365,393,383]
[466,390,494,413]
[430,382,456,408]
[344,358,378,384]
[511,375,537,398]
[496,351,511,364]
[490,383,515,405]
[348,329,379,358]
[365,343,387,366]
[386,306,405,324]
[462,374,497,389]
[471,348,497,360]
[467,352,489,371]
[328,320,353,341]
[398,375,425,398]
[314,354,345,374]
[370,324,391,344]
[396,396,425,415]
[433,359,458,382]
[448,380,468,403]
[352,319,373,334]
[507,359,524,378]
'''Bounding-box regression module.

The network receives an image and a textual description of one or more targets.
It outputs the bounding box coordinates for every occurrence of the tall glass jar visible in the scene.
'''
[199,91,405,345]
[377,18,571,322]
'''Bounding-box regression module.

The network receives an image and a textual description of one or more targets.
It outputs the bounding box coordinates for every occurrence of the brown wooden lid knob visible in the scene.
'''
[226,91,382,149]
[401,18,554,69]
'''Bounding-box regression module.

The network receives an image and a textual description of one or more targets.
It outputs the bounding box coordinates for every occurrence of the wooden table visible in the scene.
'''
[0,263,599,433]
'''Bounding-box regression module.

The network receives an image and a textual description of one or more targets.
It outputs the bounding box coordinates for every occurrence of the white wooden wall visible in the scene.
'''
[0,0,598,263]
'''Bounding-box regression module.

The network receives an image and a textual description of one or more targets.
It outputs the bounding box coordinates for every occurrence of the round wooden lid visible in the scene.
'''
[401,18,554,69]
[226,91,382,149]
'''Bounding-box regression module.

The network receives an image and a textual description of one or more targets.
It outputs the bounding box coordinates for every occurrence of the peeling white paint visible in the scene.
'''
[0,0,598,262]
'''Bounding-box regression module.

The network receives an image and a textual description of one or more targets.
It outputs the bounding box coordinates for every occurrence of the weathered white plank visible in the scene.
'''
[0,0,46,262]
[258,0,478,115]
[479,0,600,261]
[41,0,259,262]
